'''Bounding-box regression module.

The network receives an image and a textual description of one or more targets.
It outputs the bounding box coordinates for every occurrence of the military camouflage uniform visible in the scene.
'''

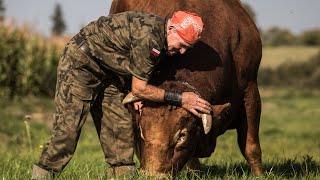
[33,11,167,179]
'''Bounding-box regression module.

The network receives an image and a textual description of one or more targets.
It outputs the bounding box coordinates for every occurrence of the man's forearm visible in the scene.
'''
[132,84,165,102]
[131,76,182,106]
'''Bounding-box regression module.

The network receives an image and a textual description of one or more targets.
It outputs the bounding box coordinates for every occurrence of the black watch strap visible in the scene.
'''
[164,91,182,106]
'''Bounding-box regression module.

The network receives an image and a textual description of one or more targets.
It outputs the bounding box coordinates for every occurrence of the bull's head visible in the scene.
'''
[123,93,231,177]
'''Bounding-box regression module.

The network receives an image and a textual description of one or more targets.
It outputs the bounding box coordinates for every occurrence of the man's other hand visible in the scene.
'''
[181,92,212,118]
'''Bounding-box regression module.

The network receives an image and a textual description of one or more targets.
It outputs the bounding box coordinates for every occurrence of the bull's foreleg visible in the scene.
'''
[237,82,263,176]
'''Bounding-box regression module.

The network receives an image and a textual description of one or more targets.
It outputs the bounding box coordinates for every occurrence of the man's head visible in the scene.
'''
[166,11,204,56]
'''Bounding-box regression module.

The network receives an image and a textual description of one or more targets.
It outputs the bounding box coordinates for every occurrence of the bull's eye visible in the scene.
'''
[177,134,187,145]
[176,129,188,146]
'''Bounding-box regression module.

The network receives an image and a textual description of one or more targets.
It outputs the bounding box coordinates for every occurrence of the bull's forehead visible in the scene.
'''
[142,105,190,122]
[140,105,196,137]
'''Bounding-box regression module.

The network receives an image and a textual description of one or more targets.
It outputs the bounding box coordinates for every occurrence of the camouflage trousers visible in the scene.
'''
[36,34,135,173]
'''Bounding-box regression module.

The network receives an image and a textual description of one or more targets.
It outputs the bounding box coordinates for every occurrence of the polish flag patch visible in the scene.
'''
[151,48,160,57]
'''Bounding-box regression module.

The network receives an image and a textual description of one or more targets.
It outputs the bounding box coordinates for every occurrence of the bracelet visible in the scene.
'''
[164,91,182,106]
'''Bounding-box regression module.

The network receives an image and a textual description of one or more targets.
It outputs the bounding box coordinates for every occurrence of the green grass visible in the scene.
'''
[1,87,320,179]
[261,46,320,69]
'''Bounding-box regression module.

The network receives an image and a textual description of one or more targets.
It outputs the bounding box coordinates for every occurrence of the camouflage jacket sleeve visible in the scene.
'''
[128,35,161,82]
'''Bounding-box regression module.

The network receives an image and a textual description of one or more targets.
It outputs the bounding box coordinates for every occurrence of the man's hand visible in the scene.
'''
[181,92,211,118]
[133,101,143,115]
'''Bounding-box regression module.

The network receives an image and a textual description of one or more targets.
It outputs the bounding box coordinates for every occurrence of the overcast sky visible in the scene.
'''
[4,0,320,36]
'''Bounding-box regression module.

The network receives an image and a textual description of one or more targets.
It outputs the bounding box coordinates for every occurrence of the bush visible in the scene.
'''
[259,51,320,87]
[262,27,296,46]
[261,27,320,47]
[298,29,320,46]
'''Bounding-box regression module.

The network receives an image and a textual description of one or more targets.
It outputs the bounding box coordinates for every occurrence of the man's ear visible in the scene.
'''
[211,103,231,118]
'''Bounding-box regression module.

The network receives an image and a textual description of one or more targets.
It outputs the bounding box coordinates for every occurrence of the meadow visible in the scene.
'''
[0,25,319,179]
[0,87,320,179]
[0,86,319,180]
[261,46,319,69]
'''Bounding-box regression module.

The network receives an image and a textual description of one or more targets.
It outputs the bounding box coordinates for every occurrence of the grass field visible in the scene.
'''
[261,46,320,69]
[1,87,319,179]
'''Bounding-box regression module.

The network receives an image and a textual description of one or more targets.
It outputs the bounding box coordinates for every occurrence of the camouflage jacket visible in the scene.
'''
[81,11,167,82]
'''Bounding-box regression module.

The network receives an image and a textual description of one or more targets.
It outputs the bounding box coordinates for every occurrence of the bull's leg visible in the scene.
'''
[237,82,263,176]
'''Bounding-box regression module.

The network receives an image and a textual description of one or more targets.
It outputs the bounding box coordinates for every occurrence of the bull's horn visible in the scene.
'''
[201,113,212,134]
[139,124,145,141]
[122,92,142,105]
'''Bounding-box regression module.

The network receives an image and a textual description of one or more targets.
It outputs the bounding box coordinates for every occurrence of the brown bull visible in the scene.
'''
[110,0,263,177]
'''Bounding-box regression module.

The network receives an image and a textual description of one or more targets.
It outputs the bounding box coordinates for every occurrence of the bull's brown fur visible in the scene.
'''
[111,0,263,177]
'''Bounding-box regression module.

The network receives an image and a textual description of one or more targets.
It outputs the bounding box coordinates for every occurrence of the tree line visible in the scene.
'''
[242,2,320,46]
[262,27,320,47]
[2,0,320,46]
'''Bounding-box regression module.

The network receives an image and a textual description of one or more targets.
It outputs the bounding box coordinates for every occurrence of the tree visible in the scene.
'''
[0,0,5,22]
[262,27,296,46]
[299,29,320,46]
[51,3,66,36]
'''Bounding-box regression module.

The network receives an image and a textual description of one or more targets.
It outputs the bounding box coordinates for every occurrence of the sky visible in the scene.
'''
[4,0,320,37]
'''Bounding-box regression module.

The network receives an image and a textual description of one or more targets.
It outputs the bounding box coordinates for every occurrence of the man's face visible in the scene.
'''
[167,30,192,56]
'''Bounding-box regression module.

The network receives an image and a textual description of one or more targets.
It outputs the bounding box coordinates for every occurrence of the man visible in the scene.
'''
[32,11,211,179]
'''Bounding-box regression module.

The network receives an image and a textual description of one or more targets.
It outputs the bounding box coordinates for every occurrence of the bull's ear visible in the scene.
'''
[211,103,231,118]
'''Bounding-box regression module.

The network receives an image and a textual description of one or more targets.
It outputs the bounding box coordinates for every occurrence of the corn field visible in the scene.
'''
[0,24,65,99]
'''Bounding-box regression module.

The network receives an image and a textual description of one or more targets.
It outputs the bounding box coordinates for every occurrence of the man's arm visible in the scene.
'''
[131,76,212,117]
[131,76,165,102]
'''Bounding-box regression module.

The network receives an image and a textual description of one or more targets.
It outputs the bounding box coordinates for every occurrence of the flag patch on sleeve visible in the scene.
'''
[151,48,160,57]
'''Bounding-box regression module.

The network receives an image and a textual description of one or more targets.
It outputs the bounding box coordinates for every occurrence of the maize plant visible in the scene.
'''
[0,24,63,99]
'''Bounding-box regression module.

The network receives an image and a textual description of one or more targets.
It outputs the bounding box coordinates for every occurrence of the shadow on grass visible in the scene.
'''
[189,155,320,179]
